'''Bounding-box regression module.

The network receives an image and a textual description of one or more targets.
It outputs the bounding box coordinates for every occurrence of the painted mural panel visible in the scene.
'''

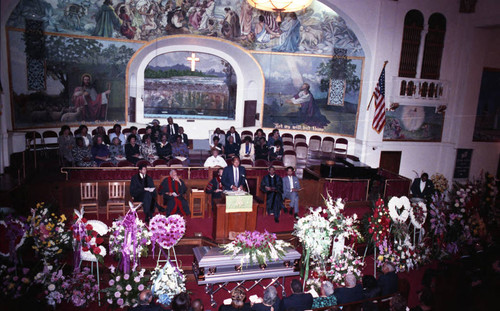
[254,53,362,135]
[8,30,141,128]
[143,51,236,120]
[473,68,500,142]
[7,0,363,57]
[383,105,444,142]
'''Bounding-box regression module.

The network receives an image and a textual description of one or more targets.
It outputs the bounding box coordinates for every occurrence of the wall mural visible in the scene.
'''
[7,0,365,132]
[8,30,141,128]
[383,105,444,142]
[144,51,236,120]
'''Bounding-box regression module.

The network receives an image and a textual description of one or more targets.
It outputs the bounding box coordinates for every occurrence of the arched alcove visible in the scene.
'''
[127,35,264,133]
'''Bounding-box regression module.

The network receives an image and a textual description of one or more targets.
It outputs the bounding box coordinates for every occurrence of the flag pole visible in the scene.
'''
[367,61,389,110]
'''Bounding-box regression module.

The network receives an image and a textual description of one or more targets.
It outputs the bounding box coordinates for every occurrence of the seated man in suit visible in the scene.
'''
[130,289,162,311]
[178,126,189,146]
[130,163,160,223]
[280,279,313,311]
[159,169,190,216]
[222,156,246,191]
[378,262,399,296]
[261,166,284,223]
[334,273,364,305]
[410,173,435,201]
[282,166,301,219]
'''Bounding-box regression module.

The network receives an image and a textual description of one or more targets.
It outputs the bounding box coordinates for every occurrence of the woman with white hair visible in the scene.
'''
[334,273,364,304]
[251,286,280,311]
[312,281,337,308]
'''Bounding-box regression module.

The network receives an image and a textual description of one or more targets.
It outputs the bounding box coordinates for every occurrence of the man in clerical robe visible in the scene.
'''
[260,166,284,223]
[159,169,190,216]
[72,74,110,121]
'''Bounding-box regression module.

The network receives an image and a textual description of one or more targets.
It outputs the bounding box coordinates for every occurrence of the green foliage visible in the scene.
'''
[317,56,361,93]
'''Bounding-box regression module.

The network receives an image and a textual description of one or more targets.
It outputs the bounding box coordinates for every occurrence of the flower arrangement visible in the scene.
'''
[326,246,364,287]
[430,173,448,194]
[409,201,427,229]
[151,261,186,305]
[324,196,360,242]
[428,193,448,255]
[34,264,67,307]
[150,214,186,252]
[294,207,334,261]
[0,265,33,300]
[388,196,410,223]
[0,215,28,262]
[221,230,291,266]
[72,212,106,264]
[367,199,391,246]
[392,236,421,272]
[375,238,400,270]
[109,209,151,273]
[102,265,149,308]
[27,202,71,263]
[305,264,328,293]
[63,267,100,307]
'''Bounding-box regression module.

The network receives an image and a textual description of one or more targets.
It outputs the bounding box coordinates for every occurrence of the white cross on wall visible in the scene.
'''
[187,52,200,71]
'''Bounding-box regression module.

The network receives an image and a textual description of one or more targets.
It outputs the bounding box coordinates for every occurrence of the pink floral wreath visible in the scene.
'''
[150,214,186,250]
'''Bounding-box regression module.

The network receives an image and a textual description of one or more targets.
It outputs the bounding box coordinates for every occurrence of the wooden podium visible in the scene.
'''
[213,194,258,242]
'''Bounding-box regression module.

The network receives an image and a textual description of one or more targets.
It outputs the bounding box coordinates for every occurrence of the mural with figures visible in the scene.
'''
[8,30,141,128]
[144,51,236,120]
[383,105,444,142]
[7,0,365,131]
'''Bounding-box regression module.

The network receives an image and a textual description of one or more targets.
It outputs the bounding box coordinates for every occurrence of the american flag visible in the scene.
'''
[372,66,386,133]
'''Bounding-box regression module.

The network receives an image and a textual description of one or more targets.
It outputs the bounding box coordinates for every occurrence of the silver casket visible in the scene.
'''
[193,246,301,285]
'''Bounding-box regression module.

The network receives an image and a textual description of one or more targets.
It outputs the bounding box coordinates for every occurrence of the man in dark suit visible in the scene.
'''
[130,290,162,311]
[334,273,364,304]
[166,117,179,142]
[178,126,189,145]
[410,172,435,200]
[280,279,313,311]
[378,262,399,296]
[130,163,159,223]
[261,166,284,223]
[222,156,246,191]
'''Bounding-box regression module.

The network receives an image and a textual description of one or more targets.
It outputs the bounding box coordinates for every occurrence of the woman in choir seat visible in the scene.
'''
[212,136,225,156]
[211,127,226,147]
[109,136,126,165]
[75,124,92,148]
[140,134,158,163]
[239,136,255,162]
[225,135,239,159]
[255,137,269,161]
[125,135,141,164]
[72,137,96,167]
[93,126,110,145]
[156,133,172,161]
[159,169,190,216]
[268,140,283,162]
[58,125,74,166]
[91,135,110,166]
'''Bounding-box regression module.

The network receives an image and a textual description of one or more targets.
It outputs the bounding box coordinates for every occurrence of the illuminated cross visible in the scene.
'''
[187,52,200,71]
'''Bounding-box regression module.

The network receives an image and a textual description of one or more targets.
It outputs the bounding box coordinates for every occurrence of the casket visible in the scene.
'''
[193,246,301,285]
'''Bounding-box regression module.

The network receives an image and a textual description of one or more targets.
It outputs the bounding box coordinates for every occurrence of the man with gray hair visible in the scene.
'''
[252,286,280,311]
[130,289,161,310]
[334,273,363,304]
[158,169,190,216]
[378,262,399,295]
[312,281,337,309]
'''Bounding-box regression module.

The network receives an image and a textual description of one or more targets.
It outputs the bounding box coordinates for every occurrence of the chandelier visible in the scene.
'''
[246,0,314,14]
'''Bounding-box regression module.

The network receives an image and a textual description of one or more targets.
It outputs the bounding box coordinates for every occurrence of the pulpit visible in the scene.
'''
[213,193,258,242]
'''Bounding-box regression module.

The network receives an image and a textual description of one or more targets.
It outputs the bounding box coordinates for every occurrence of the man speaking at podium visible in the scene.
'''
[222,156,247,191]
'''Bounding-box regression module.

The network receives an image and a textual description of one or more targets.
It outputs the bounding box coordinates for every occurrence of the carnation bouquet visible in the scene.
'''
[33,264,67,307]
[367,199,391,247]
[72,210,106,264]
[326,246,364,287]
[102,265,149,308]
[409,201,427,230]
[63,267,100,307]
[151,261,186,305]
[430,173,448,194]
[150,214,186,254]
[221,230,291,266]
[27,202,71,264]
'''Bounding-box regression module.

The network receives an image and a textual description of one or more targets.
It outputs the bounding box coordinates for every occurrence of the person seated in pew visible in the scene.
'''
[171,292,191,311]
[378,262,399,296]
[93,126,110,145]
[72,137,96,167]
[159,169,190,216]
[268,140,283,162]
[267,129,282,147]
[225,126,241,147]
[255,137,269,161]
[140,134,158,163]
[128,126,142,145]
[58,125,74,165]
[225,135,240,159]
[280,279,313,311]
[126,135,141,164]
[171,135,190,161]
[362,275,381,311]
[253,128,266,145]
[109,123,126,146]
[192,299,204,311]
[156,133,172,161]
[178,126,189,145]
[204,148,227,168]
[211,127,225,147]
[240,136,255,162]
[205,167,224,211]
[219,287,251,311]
[212,136,225,156]
[130,289,162,311]
[130,163,161,224]
[109,136,126,165]
[311,281,337,309]
[334,273,364,305]
[251,286,280,311]
[91,135,110,166]
[75,124,92,148]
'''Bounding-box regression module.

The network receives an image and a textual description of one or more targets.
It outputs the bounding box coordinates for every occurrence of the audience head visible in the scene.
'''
[291,279,303,294]
[95,135,104,145]
[286,166,295,176]
[217,167,224,176]
[168,117,174,125]
[128,135,136,145]
[171,292,191,311]
[138,162,148,174]
[229,126,236,133]
[113,123,121,134]
[421,173,429,181]
[214,127,221,134]
[161,125,168,134]
[192,299,204,311]
[362,275,378,289]
[272,129,280,138]
[112,136,121,146]
[230,287,246,308]
[255,128,264,137]
[145,126,152,135]
[179,126,184,134]
[170,169,178,178]
[213,136,220,145]
[268,166,276,175]
[138,289,153,306]
[382,262,396,274]
[244,136,251,144]
[160,133,168,143]
[263,286,278,306]
[228,135,234,144]
[130,126,138,134]
[321,281,334,297]
[143,134,152,144]
[176,135,182,144]
[274,140,282,148]
[96,126,106,135]
[232,156,240,167]
[390,293,407,311]
[75,137,84,147]
[78,124,88,135]
[211,148,220,157]
[259,137,266,145]
[60,125,71,136]
[152,119,160,127]
[345,273,357,288]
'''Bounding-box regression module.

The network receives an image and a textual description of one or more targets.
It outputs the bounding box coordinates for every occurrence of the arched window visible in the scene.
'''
[398,10,424,78]
[421,13,446,79]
